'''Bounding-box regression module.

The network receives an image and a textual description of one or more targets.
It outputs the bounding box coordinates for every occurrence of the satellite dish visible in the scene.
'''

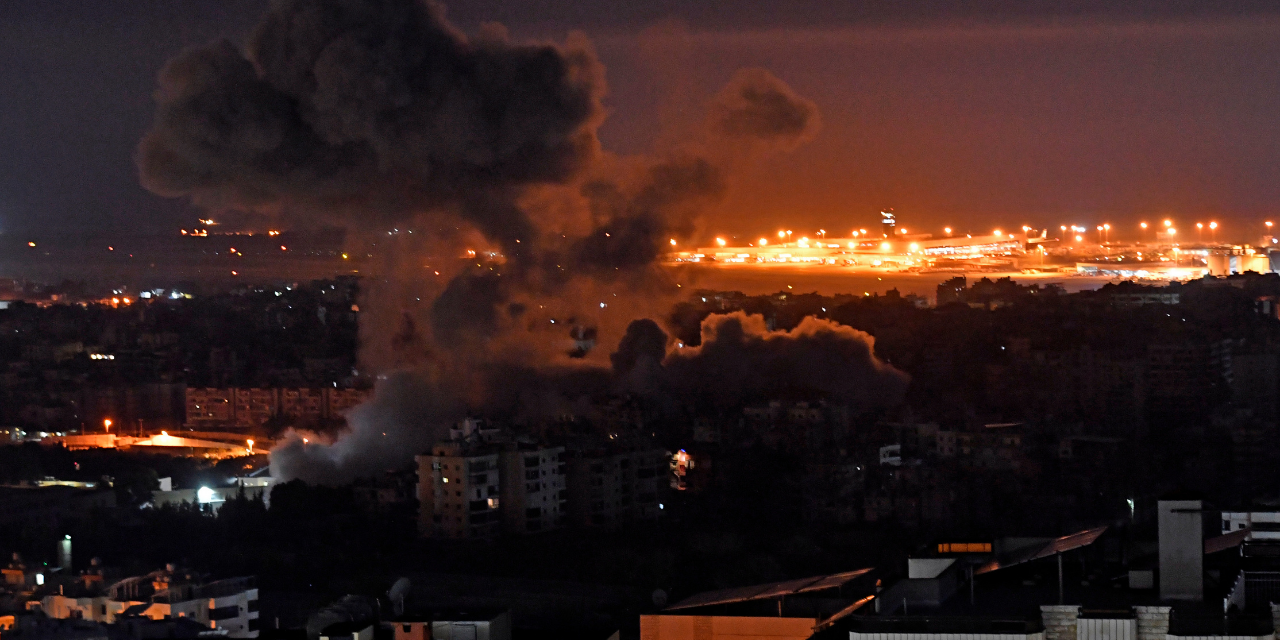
[651,589,668,608]
[388,578,411,616]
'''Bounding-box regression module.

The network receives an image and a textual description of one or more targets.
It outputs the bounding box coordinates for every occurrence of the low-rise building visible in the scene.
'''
[34,568,258,638]
[642,570,873,640]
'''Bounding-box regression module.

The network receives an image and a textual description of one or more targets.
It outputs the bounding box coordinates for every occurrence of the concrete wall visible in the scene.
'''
[432,612,511,640]
[907,558,956,579]
[1133,606,1170,640]
[1040,605,1079,640]
[1159,499,1204,601]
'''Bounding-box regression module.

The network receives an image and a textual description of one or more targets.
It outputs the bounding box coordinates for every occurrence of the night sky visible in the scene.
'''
[4,0,1280,240]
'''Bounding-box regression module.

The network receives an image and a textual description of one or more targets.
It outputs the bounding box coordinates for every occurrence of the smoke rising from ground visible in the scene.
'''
[614,313,910,411]
[138,0,831,483]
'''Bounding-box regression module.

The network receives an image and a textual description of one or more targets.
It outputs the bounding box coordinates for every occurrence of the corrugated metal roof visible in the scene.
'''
[976,526,1108,575]
[665,568,873,610]
[1205,527,1250,554]
[814,594,876,631]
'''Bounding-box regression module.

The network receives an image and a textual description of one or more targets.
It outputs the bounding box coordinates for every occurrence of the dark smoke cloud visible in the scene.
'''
[138,0,828,482]
[138,0,604,239]
[709,68,821,151]
[568,156,726,278]
[615,312,909,412]
[611,318,669,375]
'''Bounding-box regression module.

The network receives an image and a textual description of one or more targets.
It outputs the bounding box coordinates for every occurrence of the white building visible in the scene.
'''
[93,572,260,638]
[1222,510,1280,540]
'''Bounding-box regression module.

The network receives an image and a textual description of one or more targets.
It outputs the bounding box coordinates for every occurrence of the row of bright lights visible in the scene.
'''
[688,220,1275,249]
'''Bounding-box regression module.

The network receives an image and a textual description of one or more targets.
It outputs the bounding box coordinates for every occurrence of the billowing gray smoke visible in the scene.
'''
[138,0,830,483]
[614,313,910,412]
[137,0,604,247]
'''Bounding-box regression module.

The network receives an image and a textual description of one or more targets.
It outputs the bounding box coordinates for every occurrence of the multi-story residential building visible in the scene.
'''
[499,446,566,534]
[186,388,234,427]
[416,443,502,538]
[327,388,369,417]
[565,446,667,528]
[279,388,326,422]
[233,388,277,429]
[185,387,370,429]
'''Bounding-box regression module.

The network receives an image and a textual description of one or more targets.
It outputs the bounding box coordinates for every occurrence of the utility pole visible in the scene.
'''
[1057,552,1065,605]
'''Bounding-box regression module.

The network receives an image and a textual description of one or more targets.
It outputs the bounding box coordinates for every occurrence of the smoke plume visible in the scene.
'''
[138,0,830,483]
[709,68,821,152]
[137,0,604,243]
[615,312,909,412]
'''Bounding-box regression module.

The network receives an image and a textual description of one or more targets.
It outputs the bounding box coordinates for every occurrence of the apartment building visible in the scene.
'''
[565,447,668,528]
[499,446,566,534]
[186,387,370,429]
[416,442,502,538]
